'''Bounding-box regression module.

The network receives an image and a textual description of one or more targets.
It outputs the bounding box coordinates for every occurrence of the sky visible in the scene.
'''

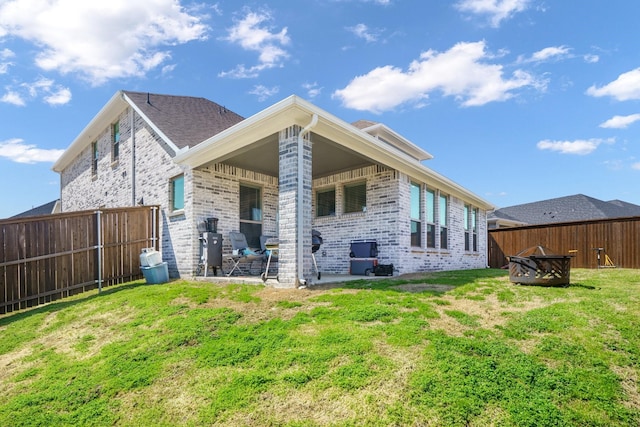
[1,0,640,219]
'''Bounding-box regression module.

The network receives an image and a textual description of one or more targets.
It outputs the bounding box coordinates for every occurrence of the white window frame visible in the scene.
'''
[170,174,185,213]
[410,181,422,247]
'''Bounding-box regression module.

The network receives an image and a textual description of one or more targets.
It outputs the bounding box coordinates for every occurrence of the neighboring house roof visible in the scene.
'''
[607,199,640,215]
[11,200,60,218]
[488,194,640,226]
[53,91,245,172]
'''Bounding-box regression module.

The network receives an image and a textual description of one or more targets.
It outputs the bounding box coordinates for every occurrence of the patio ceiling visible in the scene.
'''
[216,132,375,179]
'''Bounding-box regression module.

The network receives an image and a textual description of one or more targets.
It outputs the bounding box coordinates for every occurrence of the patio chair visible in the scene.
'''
[223,231,264,276]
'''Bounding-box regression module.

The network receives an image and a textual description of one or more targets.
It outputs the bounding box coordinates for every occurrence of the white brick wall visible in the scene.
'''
[60,108,190,277]
[191,163,279,275]
[312,167,488,275]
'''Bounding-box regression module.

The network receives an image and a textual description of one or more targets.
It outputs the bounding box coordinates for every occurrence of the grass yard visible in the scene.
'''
[0,268,639,426]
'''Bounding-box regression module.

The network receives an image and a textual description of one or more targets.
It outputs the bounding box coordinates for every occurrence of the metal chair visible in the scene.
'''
[223,231,264,276]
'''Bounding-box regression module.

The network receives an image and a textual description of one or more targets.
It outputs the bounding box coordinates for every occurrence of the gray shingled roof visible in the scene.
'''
[123,91,245,150]
[11,200,59,219]
[489,194,640,225]
[607,199,640,215]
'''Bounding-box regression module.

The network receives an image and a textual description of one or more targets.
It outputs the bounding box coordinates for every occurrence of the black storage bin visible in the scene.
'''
[350,240,378,258]
[350,259,378,275]
[374,264,394,276]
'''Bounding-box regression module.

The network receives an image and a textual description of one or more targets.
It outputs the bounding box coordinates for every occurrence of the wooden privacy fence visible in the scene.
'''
[488,216,640,269]
[0,206,159,314]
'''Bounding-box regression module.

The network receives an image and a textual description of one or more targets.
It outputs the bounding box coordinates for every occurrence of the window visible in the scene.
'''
[464,205,470,251]
[439,194,448,249]
[410,182,421,247]
[344,181,366,213]
[239,184,262,248]
[464,205,479,252]
[472,207,478,252]
[425,188,436,248]
[316,187,336,217]
[170,174,184,212]
[112,122,120,162]
[91,141,98,176]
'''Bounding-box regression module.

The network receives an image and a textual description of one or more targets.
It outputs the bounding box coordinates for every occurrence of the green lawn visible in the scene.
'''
[0,268,638,426]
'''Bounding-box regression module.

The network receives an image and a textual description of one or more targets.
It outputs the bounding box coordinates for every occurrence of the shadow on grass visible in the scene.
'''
[315,269,509,293]
[566,283,599,290]
[0,279,152,326]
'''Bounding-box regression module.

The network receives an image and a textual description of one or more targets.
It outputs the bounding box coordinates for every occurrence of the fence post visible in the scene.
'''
[152,206,158,250]
[96,210,103,293]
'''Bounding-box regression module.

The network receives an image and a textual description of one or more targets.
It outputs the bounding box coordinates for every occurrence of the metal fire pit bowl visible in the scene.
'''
[508,245,571,286]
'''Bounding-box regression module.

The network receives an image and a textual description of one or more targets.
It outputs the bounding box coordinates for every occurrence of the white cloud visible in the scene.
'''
[2,77,72,106]
[0,48,14,59]
[219,10,289,78]
[0,0,208,85]
[455,0,530,27]
[520,46,571,63]
[536,138,613,155]
[583,54,599,63]
[302,82,322,98]
[586,68,640,101]
[599,114,640,129]
[632,162,640,170]
[1,90,25,106]
[248,84,279,101]
[347,23,380,42]
[43,87,72,105]
[333,41,541,113]
[0,138,64,163]
[0,47,15,73]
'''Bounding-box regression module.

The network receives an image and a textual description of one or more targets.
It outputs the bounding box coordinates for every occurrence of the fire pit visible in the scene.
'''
[508,246,571,286]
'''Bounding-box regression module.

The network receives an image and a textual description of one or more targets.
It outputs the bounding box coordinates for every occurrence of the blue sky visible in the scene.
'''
[1,0,640,218]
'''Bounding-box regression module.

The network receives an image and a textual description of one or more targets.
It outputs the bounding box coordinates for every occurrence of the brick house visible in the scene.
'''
[53,90,494,288]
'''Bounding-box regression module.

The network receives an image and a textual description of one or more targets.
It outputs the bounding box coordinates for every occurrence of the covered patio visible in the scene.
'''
[176,96,435,288]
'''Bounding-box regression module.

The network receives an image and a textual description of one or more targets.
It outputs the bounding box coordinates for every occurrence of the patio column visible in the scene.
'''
[277,125,313,288]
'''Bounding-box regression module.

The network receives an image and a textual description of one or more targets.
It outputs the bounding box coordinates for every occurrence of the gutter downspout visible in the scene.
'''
[297,114,318,287]
[130,107,136,206]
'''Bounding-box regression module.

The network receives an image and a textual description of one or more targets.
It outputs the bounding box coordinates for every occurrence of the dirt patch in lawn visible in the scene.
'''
[389,283,455,293]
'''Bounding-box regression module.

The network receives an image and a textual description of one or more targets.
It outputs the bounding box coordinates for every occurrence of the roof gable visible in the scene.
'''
[123,91,245,150]
[53,90,245,172]
[351,120,433,161]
